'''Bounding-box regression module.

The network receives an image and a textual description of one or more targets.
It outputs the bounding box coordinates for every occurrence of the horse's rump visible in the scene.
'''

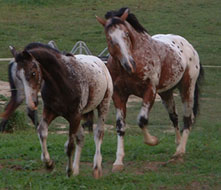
[64,54,112,114]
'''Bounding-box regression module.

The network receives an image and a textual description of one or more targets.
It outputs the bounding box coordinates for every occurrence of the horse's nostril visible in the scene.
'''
[130,59,136,72]
[124,63,132,73]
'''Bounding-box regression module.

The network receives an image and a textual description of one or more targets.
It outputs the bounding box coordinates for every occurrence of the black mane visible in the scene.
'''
[24,42,61,54]
[105,7,147,33]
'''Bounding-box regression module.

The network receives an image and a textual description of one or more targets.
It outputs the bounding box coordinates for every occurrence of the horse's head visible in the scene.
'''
[10,46,42,111]
[96,9,136,74]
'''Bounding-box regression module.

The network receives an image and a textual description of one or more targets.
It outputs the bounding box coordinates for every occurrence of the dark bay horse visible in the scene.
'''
[97,8,203,171]
[0,47,93,132]
[0,60,38,132]
[10,43,113,178]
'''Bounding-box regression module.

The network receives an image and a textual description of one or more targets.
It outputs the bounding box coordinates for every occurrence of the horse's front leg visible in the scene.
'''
[65,114,81,177]
[37,108,56,169]
[138,85,159,146]
[112,93,128,172]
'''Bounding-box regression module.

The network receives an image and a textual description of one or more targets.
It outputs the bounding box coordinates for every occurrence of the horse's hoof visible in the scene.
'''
[73,169,79,176]
[45,160,54,170]
[168,156,184,165]
[67,169,73,177]
[172,152,185,159]
[112,164,124,172]
[93,168,102,179]
[144,136,159,146]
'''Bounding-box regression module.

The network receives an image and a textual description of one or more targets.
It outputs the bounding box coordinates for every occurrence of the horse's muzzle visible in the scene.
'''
[121,57,136,74]
[27,99,38,111]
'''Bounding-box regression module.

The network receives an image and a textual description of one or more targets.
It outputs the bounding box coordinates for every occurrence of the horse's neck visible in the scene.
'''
[126,23,153,52]
[32,50,69,92]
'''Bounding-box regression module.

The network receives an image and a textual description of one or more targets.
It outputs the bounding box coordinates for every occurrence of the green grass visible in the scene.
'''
[0,0,221,189]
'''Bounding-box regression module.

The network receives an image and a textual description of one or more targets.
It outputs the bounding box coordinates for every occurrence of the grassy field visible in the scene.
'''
[0,0,221,189]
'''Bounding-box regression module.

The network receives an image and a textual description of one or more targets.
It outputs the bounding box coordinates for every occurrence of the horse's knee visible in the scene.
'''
[138,116,148,128]
[169,112,178,128]
[116,119,125,136]
[183,116,192,131]
[138,103,149,128]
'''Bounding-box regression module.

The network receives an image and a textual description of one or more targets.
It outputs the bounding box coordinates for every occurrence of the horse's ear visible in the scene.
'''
[9,46,17,58]
[22,50,33,60]
[121,8,129,21]
[96,15,106,26]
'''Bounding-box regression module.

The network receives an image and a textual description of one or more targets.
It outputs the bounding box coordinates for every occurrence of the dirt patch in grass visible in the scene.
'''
[126,161,166,175]
[0,162,24,171]
[10,164,24,171]
[0,163,3,170]
[188,181,210,190]
[0,80,10,98]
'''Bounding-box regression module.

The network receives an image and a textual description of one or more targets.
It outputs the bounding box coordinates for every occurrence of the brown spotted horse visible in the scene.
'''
[97,7,203,171]
[9,42,113,178]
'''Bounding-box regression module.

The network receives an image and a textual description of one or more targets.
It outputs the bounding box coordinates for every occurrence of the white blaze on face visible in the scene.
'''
[109,28,131,62]
[17,68,36,110]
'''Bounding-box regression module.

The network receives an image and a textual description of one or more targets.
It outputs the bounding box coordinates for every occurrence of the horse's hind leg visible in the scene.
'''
[93,90,112,179]
[159,90,181,145]
[138,85,158,146]
[38,108,56,169]
[71,112,93,175]
[72,125,85,176]
[65,114,81,177]
[173,78,197,158]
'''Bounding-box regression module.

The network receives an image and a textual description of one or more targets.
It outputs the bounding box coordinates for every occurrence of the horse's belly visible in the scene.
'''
[157,72,184,93]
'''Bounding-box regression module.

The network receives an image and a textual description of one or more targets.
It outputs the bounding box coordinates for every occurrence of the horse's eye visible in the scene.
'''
[32,72,36,77]
[126,32,129,37]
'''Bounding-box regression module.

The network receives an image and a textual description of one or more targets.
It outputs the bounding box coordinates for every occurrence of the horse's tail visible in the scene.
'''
[0,61,18,119]
[193,62,204,118]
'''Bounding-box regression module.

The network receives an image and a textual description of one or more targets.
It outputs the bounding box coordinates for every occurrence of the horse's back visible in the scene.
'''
[153,34,200,88]
[153,34,200,68]
[75,54,112,88]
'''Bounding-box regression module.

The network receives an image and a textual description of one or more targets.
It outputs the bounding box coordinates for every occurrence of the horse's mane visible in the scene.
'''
[21,42,63,73]
[105,7,148,33]
[24,42,61,54]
